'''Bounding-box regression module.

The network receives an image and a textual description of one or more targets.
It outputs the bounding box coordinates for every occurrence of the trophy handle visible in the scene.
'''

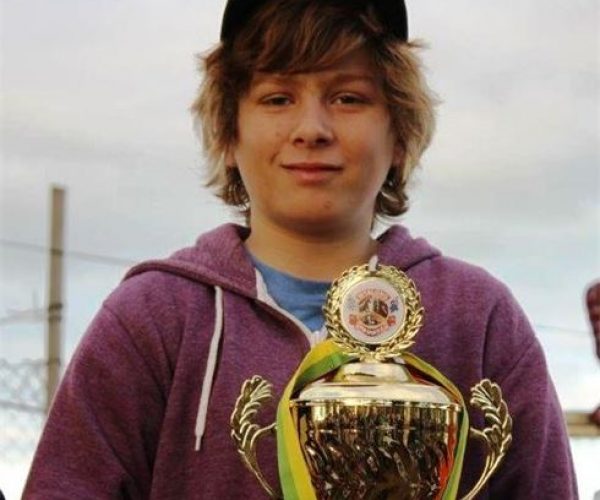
[230,376,512,500]
[461,379,513,500]
[230,375,280,499]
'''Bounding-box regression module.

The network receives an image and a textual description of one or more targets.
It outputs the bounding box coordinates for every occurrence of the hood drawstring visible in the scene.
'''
[194,285,223,451]
[255,269,314,339]
[368,254,379,272]
[193,255,379,451]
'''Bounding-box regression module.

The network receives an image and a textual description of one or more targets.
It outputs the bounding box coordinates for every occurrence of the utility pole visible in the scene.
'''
[46,185,65,413]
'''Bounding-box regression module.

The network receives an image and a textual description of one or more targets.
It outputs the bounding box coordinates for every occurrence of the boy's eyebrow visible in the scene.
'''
[250,74,294,86]
[328,73,378,85]
[251,72,378,87]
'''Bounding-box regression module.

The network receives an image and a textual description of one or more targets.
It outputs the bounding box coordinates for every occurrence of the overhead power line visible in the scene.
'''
[0,238,137,267]
[534,324,590,336]
[0,400,45,414]
[0,239,593,337]
[0,308,45,326]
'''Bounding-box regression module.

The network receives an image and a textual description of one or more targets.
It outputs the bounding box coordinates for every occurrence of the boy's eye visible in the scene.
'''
[332,93,368,105]
[261,94,292,106]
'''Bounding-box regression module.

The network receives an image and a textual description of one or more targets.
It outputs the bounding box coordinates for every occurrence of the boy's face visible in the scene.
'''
[228,48,401,235]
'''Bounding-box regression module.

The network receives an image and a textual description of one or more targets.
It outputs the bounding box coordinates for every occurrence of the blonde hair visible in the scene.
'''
[191,0,436,218]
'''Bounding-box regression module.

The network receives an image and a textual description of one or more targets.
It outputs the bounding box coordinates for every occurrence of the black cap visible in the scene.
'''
[219,0,408,43]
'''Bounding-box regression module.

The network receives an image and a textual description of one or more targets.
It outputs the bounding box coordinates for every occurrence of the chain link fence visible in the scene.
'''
[0,358,46,498]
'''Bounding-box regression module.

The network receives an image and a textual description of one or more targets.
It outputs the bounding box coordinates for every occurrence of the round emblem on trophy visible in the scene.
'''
[324,264,424,359]
[340,277,405,345]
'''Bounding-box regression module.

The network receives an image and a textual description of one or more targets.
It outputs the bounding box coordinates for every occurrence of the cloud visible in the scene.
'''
[2,0,599,397]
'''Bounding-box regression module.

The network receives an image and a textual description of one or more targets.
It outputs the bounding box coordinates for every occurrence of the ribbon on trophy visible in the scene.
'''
[232,263,511,499]
[276,339,470,500]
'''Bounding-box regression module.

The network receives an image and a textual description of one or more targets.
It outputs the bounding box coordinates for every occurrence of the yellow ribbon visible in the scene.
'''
[276,340,469,499]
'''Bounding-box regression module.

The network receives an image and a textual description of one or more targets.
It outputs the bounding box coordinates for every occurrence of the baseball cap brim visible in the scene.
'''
[219,0,408,43]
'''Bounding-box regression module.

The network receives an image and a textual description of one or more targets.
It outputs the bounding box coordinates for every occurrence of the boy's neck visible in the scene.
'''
[244,219,378,282]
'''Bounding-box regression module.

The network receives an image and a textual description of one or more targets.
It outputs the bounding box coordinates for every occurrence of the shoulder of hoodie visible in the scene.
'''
[418,253,516,306]
[386,227,540,376]
[381,225,517,308]
[101,223,254,334]
[422,251,530,328]
[382,225,531,339]
[417,253,534,341]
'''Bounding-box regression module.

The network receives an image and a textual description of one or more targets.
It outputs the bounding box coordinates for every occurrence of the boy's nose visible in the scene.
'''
[290,100,334,148]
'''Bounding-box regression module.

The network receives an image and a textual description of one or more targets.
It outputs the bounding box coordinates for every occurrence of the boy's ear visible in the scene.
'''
[392,143,404,168]
[225,148,236,168]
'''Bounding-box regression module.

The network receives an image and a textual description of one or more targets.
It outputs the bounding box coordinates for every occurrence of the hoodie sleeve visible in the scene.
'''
[481,292,578,499]
[22,302,167,499]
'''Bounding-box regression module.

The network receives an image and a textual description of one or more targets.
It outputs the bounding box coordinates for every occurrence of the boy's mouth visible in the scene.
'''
[281,162,343,183]
[282,162,342,171]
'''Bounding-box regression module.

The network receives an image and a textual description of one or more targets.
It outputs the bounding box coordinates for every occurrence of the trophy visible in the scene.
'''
[231,264,512,499]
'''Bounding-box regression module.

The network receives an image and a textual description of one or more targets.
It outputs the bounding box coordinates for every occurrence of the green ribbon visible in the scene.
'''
[276,339,469,499]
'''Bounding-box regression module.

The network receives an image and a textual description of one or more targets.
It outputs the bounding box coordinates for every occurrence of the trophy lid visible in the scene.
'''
[293,264,460,408]
[293,360,460,407]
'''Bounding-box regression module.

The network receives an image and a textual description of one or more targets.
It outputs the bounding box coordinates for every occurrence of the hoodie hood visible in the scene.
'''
[124,223,441,291]
[124,224,255,297]
[122,222,441,452]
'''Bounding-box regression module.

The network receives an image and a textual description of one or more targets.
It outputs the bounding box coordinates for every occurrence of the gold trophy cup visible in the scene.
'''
[231,264,512,499]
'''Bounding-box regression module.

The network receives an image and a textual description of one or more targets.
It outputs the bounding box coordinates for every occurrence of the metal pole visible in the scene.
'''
[46,186,65,413]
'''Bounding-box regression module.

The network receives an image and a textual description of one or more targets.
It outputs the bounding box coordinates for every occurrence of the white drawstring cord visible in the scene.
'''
[194,256,380,450]
[255,269,314,339]
[368,254,379,272]
[194,285,223,451]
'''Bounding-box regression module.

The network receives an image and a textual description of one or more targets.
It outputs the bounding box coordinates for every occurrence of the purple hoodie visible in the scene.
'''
[23,224,577,499]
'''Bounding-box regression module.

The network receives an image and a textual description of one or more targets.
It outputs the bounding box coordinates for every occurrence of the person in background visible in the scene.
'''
[22,1,578,498]
[587,281,600,426]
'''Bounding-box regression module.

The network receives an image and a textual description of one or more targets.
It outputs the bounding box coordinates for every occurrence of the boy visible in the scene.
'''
[24,0,577,498]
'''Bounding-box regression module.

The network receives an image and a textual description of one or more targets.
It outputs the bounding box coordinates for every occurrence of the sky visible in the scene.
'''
[1,0,599,498]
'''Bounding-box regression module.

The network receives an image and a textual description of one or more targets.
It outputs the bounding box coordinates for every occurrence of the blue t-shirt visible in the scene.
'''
[251,257,330,332]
